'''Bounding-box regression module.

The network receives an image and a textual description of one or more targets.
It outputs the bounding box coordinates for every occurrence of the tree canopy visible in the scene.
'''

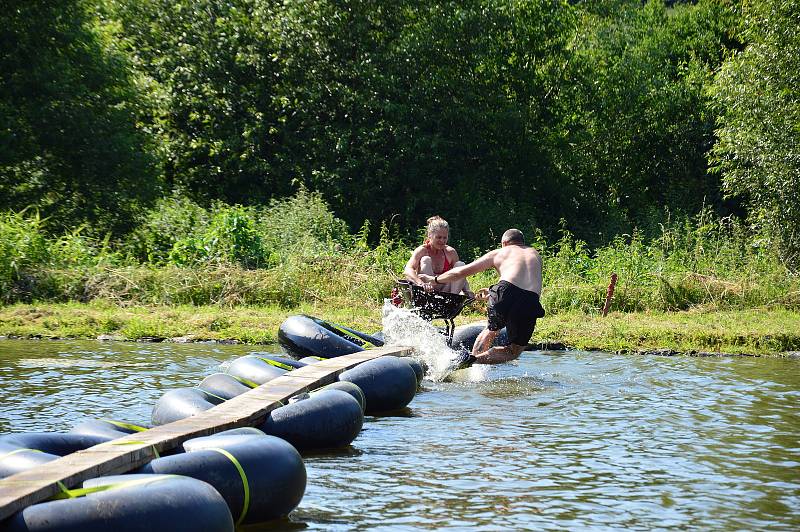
[2,0,797,267]
[710,0,800,269]
[0,0,160,236]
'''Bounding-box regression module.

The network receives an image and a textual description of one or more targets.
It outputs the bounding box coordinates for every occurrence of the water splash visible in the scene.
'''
[381,300,488,382]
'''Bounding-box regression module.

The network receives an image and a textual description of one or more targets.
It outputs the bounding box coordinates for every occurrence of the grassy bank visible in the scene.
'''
[1,302,798,356]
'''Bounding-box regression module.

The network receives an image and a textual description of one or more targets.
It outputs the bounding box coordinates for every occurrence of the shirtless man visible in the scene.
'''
[419,228,544,365]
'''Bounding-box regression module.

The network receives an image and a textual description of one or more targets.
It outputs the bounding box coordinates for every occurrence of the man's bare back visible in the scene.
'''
[489,244,542,295]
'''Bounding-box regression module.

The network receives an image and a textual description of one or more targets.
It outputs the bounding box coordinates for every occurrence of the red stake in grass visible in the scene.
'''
[602,273,618,317]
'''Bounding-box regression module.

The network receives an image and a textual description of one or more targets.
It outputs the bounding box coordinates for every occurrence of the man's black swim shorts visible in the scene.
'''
[487,280,545,347]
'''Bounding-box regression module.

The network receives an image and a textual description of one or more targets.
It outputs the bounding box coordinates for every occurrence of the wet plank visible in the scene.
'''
[0,345,411,521]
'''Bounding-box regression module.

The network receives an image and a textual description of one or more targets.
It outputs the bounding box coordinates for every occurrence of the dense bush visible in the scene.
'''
[168,205,270,268]
[126,195,209,264]
[94,0,745,251]
[541,209,796,312]
[2,0,797,299]
[0,211,49,302]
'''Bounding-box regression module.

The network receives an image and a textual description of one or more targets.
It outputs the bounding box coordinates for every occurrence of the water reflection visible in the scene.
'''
[1,340,798,530]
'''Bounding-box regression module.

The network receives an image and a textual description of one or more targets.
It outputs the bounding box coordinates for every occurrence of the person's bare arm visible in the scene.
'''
[420,250,498,285]
[404,247,426,285]
[450,247,460,264]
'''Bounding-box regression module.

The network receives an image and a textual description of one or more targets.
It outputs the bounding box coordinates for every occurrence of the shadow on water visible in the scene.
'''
[367,406,415,419]
[299,446,363,459]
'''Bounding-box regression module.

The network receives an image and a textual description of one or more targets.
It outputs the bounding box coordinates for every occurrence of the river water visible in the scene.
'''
[1,335,798,530]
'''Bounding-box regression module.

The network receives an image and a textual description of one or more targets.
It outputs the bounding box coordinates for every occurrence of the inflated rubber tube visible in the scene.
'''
[4,474,235,532]
[226,356,288,386]
[247,353,307,370]
[182,430,267,453]
[259,389,363,451]
[338,356,418,414]
[0,433,109,456]
[404,358,425,384]
[199,373,253,400]
[70,419,149,441]
[138,436,306,524]
[332,323,385,348]
[151,388,223,426]
[0,443,58,479]
[278,315,373,359]
[451,322,509,352]
[311,381,366,412]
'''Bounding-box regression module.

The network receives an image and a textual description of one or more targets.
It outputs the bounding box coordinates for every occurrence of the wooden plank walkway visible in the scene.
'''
[0,345,411,521]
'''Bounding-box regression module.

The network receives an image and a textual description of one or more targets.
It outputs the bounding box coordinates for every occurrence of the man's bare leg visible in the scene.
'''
[471,328,499,357]
[474,343,526,365]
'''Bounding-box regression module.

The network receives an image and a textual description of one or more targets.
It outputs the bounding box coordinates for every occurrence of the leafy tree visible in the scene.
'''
[100,0,742,253]
[268,0,576,248]
[109,0,295,205]
[0,0,160,236]
[553,0,738,241]
[710,0,800,270]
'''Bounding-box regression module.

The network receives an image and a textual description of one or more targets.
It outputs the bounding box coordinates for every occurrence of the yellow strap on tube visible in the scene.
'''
[52,475,179,500]
[197,388,228,403]
[110,440,160,458]
[255,357,294,371]
[0,448,44,462]
[230,375,260,388]
[329,323,376,348]
[208,447,250,526]
[99,419,148,432]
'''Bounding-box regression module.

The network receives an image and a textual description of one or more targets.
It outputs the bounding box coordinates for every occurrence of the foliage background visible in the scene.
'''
[1,0,798,311]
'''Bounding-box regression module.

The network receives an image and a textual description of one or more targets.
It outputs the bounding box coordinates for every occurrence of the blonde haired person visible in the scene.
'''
[404,216,473,297]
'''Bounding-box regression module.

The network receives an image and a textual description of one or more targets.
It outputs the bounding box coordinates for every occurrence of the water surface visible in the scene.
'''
[1,339,798,530]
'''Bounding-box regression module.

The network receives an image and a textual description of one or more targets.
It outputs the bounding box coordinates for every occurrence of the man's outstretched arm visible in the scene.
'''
[420,250,498,285]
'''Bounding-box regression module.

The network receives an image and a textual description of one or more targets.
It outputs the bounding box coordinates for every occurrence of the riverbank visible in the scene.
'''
[1,302,798,356]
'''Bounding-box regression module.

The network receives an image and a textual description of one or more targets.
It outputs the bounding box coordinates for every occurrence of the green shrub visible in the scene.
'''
[257,188,350,261]
[126,195,209,264]
[1,202,796,313]
[169,205,272,268]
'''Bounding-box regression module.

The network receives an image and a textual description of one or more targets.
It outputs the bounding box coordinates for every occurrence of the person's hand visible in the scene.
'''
[476,288,490,301]
[417,274,435,292]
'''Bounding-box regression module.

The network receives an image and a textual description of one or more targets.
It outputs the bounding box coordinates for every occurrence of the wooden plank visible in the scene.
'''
[0,345,411,520]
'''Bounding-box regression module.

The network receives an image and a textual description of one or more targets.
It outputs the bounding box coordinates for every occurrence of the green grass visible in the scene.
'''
[2,200,798,314]
[533,308,800,355]
[1,301,798,356]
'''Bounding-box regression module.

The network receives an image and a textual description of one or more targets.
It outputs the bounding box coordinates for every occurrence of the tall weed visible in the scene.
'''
[0,210,49,302]
[126,195,208,264]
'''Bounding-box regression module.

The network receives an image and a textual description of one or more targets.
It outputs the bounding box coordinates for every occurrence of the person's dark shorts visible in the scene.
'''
[487,281,545,347]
